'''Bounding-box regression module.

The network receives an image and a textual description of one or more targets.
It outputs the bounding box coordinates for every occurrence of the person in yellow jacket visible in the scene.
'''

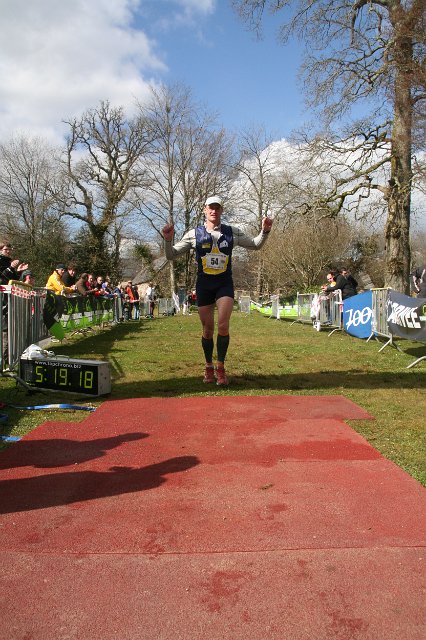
[45,263,75,295]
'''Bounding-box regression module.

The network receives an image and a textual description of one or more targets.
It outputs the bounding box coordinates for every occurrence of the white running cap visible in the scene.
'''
[205,196,223,206]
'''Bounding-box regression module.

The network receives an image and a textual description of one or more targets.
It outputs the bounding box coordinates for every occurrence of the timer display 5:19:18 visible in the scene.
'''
[19,358,110,396]
[34,365,94,389]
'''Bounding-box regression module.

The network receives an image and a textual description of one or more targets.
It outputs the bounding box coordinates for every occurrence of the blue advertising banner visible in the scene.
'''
[386,290,426,343]
[343,291,373,339]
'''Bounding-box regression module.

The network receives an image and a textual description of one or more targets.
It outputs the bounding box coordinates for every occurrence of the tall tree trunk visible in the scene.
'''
[110,228,122,283]
[168,261,176,295]
[89,225,110,275]
[384,34,412,294]
[255,254,263,300]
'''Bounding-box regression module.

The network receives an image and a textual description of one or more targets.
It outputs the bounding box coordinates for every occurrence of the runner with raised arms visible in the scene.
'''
[162,196,273,386]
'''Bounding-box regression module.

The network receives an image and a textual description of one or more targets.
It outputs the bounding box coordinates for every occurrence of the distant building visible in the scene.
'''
[119,256,168,298]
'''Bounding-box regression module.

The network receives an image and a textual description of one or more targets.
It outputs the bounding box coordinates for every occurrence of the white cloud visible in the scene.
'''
[0,0,167,144]
[166,0,215,15]
[141,0,216,34]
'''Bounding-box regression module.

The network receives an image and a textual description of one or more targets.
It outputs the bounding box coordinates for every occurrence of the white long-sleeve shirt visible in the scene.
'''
[165,223,269,260]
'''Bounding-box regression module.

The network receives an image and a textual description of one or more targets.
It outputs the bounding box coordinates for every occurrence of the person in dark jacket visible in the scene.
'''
[0,242,28,365]
[339,267,358,293]
[0,243,28,284]
[321,270,356,300]
[62,265,77,287]
[410,265,426,298]
[132,283,140,319]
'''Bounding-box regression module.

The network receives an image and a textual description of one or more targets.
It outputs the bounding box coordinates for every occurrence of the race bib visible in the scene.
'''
[206,253,227,270]
[202,250,229,275]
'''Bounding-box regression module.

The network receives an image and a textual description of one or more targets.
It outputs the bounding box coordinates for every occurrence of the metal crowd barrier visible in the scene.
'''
[157,298,175,316]
[291,291,343,335]
[139,299,177,318]
[366,288,398,352]
[1,284,121,374]
[239,295,251,313]
[8,284,33,370]
[141,301,151,317]
[0,284,183,376]
[1,284,49,373]
[292,293,316,324]
[312,290,343,334]
[1,287,6,372]
[270,294,280,319]
[113,295,123,322]
[31,288,50,343]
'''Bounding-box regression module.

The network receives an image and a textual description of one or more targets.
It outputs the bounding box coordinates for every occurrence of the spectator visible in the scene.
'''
[0,244,29,367]
[125,281,135,317]
[112,283,123,298]
[322,273,336,324]
[132,283,140,320]
[321,270,356,300]
[125,280,134,297]
[75,272,93,296]
[325,273,336,287]
[0,242,29,284]
[45,264,75,295]
[20,269,35,287]
[101,278,115,299]
[93,275,107,296]
[86,274,97,292]
[339,267,358,293]
[145,282,156,318]
[410,265,426,298]
[62,264,77,287]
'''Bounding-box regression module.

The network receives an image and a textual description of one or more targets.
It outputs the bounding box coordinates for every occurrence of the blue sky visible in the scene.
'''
[137,1,305,137]
[0,0,305,143]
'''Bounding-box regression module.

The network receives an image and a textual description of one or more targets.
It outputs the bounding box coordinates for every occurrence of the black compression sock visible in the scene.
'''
[217,334,230,363]
[201,337,214,363]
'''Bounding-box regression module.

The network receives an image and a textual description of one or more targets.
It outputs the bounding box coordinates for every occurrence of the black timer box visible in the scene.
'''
[20,357,111,396]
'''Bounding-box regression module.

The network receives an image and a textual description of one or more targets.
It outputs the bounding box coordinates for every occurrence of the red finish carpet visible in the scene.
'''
[1,395,425,639]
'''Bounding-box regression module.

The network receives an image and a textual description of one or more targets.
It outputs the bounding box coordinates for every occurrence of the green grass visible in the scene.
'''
[1,311,425,485]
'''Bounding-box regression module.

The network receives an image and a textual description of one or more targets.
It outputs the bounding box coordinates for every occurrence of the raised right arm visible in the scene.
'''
[162,224,196,260]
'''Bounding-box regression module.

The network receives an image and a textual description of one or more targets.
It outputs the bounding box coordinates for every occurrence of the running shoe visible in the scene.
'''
[203,364,215,384]
[215,365,229,386]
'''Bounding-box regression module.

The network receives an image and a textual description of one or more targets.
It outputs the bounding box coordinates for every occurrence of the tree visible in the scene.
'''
[136,84,234,293]
[230,126,302,296]
[0,135,70,281]
[135,84,194,294]
[62,101,152,277]
[233,0,425,293]
[260,216,355,296]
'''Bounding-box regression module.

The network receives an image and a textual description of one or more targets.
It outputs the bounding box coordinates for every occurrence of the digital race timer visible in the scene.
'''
[19,357,111,396]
